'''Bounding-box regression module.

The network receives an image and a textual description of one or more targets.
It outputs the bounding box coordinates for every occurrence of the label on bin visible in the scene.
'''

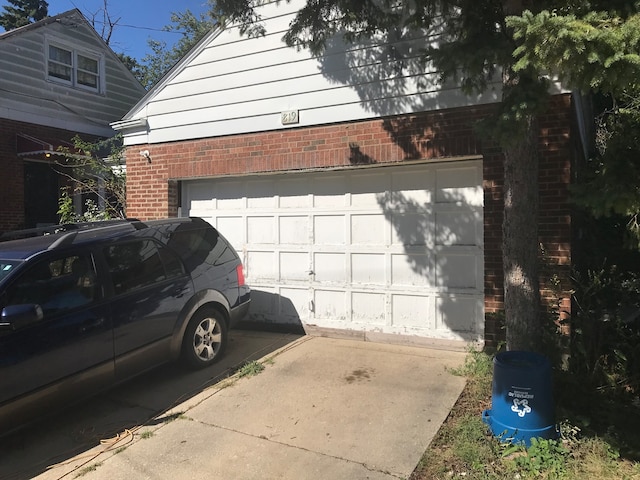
[508,387,533,417]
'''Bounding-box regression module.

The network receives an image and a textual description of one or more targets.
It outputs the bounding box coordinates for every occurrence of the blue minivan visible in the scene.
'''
[0,217,250,433]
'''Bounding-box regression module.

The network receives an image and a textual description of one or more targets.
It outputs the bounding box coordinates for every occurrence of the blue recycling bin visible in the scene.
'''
[482,350,558,446]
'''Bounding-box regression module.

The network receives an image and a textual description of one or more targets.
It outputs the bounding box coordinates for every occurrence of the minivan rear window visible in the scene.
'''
[168,227,220,270]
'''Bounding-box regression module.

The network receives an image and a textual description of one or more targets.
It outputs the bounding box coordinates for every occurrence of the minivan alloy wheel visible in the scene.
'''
[195,317,222,359]
[182,308,228,368]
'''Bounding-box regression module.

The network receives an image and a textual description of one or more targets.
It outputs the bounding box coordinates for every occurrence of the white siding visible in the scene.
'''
[120,0,501,146]
[0,11,146,136]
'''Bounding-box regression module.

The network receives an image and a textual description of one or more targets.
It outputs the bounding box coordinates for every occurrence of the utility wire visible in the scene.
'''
[90,19,188,34]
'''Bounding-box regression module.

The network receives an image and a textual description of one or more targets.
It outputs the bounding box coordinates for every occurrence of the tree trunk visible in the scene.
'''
[502,114,541,352]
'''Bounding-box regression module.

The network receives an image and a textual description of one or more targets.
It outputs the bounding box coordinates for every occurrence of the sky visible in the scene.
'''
[0,0,211,60]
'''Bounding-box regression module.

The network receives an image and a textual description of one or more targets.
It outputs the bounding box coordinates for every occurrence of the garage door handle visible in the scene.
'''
[308,270,315,275]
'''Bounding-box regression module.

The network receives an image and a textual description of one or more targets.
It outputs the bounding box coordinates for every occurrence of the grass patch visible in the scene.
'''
[139,430,154,439]
[410,350,640,480]
[236,360,265,378]
[74,462,103,477]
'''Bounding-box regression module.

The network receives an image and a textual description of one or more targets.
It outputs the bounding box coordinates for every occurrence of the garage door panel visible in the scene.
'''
[314,253,345,283]
[279,216,310,244]
[435,251,481,289]
[280,252,309,281]
[215,217,244,246]
[185,183,215,211]
[436,167,483,206]
[351,214,386,245]
[279,178,311,208]
[391,253,432,286]
[352,292,386,325]
[314,215,346,244]
[247,216,275,244]
[247,251,276,281]
[351,172,389,207]
[392,170,434,206]
[246,179,276,208]
[436,296,483,334]
[391,295,435,328]
[280,287,309,321]
[313,175,348,207]
[435,209,482,246]
[391,211,432,246]
[314,290,347,321]
[351,254,386,285]
[215,180,245,209]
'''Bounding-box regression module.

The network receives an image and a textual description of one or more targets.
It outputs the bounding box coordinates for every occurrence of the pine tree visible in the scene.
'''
[0,0,48,31]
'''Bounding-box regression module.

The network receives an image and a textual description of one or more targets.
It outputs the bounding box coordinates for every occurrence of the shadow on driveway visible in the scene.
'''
[0,330,301,480]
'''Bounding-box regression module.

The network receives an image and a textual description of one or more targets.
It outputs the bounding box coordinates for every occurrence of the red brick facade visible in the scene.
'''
[125,94,574,346]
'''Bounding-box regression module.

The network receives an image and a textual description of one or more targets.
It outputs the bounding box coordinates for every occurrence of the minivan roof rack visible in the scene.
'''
[0,218,142,243]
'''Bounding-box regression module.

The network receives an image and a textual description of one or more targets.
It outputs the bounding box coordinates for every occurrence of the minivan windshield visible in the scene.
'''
[0,260,21,283]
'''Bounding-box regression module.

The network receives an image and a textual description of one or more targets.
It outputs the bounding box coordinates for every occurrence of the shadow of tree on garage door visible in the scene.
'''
[316,32,490,341]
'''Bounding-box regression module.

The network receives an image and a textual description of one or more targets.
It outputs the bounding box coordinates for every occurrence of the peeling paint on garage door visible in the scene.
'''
[182,160,484,343]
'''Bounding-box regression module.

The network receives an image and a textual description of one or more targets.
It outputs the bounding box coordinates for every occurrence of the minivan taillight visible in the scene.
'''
[236,264,246,286]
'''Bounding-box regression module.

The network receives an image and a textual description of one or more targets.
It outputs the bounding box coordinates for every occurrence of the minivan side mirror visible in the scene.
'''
[0,304,44,330]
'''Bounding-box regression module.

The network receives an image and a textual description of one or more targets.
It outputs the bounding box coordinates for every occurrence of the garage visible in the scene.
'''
[182,159,484,345]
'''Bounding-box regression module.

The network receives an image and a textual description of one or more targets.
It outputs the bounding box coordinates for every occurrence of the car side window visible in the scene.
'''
[104,240,168,295]
[103,240,185,295]
[4,254,97,315]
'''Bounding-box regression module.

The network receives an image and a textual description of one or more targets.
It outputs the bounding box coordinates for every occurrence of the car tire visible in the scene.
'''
[181,307,228,369]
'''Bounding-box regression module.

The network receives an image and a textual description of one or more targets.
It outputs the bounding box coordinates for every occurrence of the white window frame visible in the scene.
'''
[46,38,104,94]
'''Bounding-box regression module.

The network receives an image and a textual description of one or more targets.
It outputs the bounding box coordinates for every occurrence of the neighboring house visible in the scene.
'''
[0,9,146,232]
[112,0,578,349]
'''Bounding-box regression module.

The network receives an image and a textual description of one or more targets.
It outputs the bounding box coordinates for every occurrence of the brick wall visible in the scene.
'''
[125,94,574,345]
[0,119,27,233]
[0,119,102,233]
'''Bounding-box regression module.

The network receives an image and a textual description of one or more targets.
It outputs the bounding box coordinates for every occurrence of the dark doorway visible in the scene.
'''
[24,162,60,228]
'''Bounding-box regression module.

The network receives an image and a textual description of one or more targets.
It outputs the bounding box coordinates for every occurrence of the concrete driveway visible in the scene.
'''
[0,331,467,480]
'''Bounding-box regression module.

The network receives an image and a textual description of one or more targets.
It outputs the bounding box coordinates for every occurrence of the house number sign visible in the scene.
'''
[281,110,299,125]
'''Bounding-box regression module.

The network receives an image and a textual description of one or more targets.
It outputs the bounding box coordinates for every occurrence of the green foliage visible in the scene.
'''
[139,6,216,89]
[57,192,111,224]
[0,0,47,31]
[57,189,76,224]
[236,360,265,378]
[571,91,640,247]
[509,9,640,97]
[115,52,146,84]
[450,347,493,380]
[569,266,640,396]
[454,414,498,472]
[55,134,126,222]
[504,438,569,479]
[75,462,103,477]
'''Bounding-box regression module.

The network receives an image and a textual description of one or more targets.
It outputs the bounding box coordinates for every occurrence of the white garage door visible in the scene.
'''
[182,160,484,344]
